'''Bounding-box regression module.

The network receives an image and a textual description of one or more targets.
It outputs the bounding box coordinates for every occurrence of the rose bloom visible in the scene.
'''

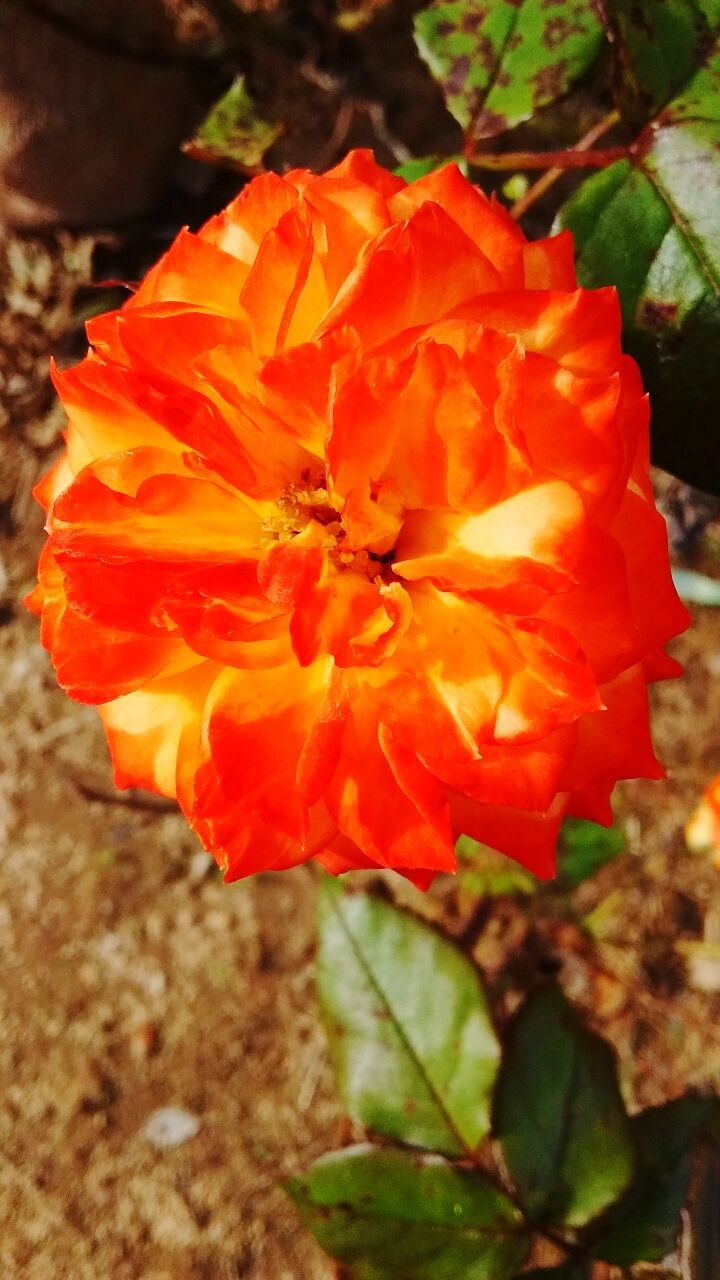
[686,776,720,867]
[28,151,688,888]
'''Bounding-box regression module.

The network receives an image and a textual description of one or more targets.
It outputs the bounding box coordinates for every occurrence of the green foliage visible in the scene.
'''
[601,0,719,125]
[294,889,720,1279]
[455,834,537,896]
[394,156,455,181]
[558,819,625,886]
[183,75,281,171]
[494,985,634,1227]
[558,41,720,494]
[286,1144,529,1280]
[593,1096,718,1264]
[413,0,603,140]
[317,878,500,1156]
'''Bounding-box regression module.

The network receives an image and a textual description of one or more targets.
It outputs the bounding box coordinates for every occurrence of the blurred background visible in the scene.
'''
[1,2,720,1276]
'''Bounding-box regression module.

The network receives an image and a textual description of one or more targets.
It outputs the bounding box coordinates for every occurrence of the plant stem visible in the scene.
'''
[510,109,622,220]
[467,126,624,174]
[468,145,626,170]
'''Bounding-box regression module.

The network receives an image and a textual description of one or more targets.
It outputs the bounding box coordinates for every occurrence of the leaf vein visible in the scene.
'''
[330,893,470,1153]
[636,154,720,299]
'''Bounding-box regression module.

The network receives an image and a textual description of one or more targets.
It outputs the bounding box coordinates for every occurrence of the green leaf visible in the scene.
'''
[413,0,603,140]
[672,568,720,605]
[286,1144,529,1280]
[600,0,718,127]
[594,1096,719,1265]
[394,155,469,181]
[558,819,624,887]
[183,75,282,171]
[317,879,500,1156]
[455,835,537,896]
[557,42,720,495]
[494,985,634,1227]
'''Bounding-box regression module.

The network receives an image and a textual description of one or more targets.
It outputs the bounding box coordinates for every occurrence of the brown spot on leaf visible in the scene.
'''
[471,108,509,139]
[434,19,455,37]
[496,69,511,88]
[640,300,679,332]
[507,31,522,51]
[446,54,471,95]
[477,33,496,72]
[460,6,489,33]
[532,58,568,101]
[544,16,584,49]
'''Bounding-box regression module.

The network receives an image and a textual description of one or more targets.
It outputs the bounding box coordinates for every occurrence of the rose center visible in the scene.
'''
[264,478,396,580]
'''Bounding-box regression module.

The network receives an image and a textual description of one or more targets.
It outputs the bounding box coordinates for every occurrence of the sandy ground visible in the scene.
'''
[2,223,720,1278]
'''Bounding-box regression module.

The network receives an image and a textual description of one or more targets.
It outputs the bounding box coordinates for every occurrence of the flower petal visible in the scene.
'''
[206,658,333,840]
[324,694,455,873]
[319,201,502,352]
[395,481,586,612]
[389,162,525,285]
[450,792,567,879]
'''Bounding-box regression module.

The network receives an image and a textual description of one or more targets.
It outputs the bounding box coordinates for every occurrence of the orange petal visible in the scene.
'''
[127,227,251,312]
[389,163,525,286]
[309,149,406,201]
[52,358,181,474]
[200,171,299,263]
[425,726,576,814]
[523,231,576,291]
[566,783,614,826]
[512,354,623,507]
[460,287,623,378]
[374,587,601,759]
[239,206,329,355]
[611,488,690,658]
[205,658,332,840]
[186,758,309,879]
[561,663,664,793]
[100,659,217,796]
[330,343,496,545]
[324,694,455,873]
[290,562,412,669]
[50,448,265,564]
[450,791,567,879]
[539,524,636,683]
[395,481,586,612]
[319,201,502,352]
[46,597,183,704]
[287,159,397,297]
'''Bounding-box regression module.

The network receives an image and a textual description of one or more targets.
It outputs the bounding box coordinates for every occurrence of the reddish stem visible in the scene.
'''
[466,145,628,171]
[510,108,622,219]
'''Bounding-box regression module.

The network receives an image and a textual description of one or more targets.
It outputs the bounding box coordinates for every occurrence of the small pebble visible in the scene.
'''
[187,850,214,886]
[688,953,720,994]
[142,1106,201,1150]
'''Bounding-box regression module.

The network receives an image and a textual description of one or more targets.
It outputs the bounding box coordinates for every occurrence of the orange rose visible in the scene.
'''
[28,151,688,887]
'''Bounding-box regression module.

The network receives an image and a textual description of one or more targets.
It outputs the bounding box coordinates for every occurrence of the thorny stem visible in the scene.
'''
[510,108,622,220]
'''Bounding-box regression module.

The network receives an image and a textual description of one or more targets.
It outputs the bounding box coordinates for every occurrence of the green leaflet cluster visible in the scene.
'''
[286,879,719,1280]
